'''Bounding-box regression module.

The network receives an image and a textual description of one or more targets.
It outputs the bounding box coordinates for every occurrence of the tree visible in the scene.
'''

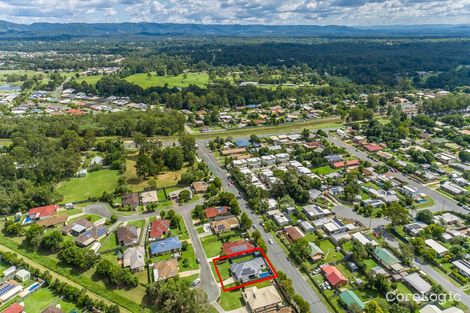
[179,190,191,203]
[40,230,64,252]
[365,301,384,313]
[292,294,310,313]
[163,147,184,170]
[459,150,470,163]
[25,223,43,247]
[416,209,433,224]
[383,202,409,225]
[145,277,211,313]
[239,213,253,231]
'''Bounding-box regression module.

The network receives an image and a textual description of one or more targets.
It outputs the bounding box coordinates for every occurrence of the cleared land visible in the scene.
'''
[125,72,209,89]
[56,169,120,203]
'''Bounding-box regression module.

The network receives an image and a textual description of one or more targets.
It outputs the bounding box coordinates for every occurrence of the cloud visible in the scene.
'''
[0,0,469,25]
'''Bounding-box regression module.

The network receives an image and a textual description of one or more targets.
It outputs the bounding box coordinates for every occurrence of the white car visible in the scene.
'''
[191,278,201,287]
[268,239,274,245]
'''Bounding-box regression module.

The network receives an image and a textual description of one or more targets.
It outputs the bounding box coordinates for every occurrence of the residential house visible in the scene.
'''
[76,225,107,247]
[122,193,140,210]
[153,259,179,281]
[62,218,94,236]
[222,239,255,255]
[404,222,428,236]
[242,286,283,313]
[374,247,403,272]
[230,257,267,283]
[299,221,315,233]
[303,205,331,220]
[122,246,146,272]
[192,181,208,194]
[404,273,432,297]
[41,306,64,313]
[37,215,68,228]
[117,225,140,246]
[169,188,192,202]
[339,290,365,310]
[27,205,59,221]
[441,181,468,196]
[2,303,24,313]
[210,217,239,234]
[282,226,304,242]
[140,190,158,205]
[322,218,348,235]
[452,260,470,278]
[321,265,348,288]
[420,305,464,313]
[204,206,231,220]
[425,239,448,257]
[149,219,171,241]
[309,242,324,262]
[150,237,182,256]
[352,232,378,246]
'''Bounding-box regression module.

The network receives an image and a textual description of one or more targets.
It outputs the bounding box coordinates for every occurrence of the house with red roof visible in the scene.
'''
[27,205,59,221]
[2,303,24,313]
[149,219,171,241]
[204,206,231,220]
[222,239,255,255]
[321,264,348,288]
[332,159,360,169]
[363,144,384,152]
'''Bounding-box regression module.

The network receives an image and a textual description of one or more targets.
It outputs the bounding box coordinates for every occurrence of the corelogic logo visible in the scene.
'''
[386,291,462,304]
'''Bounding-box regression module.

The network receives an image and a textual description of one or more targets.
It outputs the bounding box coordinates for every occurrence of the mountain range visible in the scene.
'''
[1,21,470,38]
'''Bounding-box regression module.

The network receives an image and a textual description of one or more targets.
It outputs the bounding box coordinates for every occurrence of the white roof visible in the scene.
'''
[425,239,448,254]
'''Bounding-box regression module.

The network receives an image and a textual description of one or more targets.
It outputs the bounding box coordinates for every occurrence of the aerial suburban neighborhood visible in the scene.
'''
[0,7,469,313]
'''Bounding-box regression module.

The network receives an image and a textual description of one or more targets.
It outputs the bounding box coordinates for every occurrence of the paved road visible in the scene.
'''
[415,261,470,308]
[333,205,389,229]
[197,141,330,313]
[327,135,470,307]
[327,135,465,214]
[179,201,220,303]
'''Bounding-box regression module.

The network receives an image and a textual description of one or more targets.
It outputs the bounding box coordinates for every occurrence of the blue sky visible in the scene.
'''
[0,0,469,26]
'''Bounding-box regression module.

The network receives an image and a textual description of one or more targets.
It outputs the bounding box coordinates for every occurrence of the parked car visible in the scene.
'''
[268,239,274,245]
[192,278,201,287]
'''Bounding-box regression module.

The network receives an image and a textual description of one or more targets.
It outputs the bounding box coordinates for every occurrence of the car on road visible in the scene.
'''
[252,224,257,229]
[268,239,274,245]
[196,257,200,264]
[191,278,201,287]
[236,195,242,200]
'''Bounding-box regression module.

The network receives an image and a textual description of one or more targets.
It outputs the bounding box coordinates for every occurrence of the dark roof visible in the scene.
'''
[117,226,139,245]
[122,193,139,207]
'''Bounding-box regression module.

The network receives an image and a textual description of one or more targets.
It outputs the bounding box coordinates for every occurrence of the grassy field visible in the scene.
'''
[23,287,79,313]
[218,289,245,311]
[319,239,344,263]
[125,72,209,89]
[75,75,104,85]
[125,159,188,191]
[56,169,120,203]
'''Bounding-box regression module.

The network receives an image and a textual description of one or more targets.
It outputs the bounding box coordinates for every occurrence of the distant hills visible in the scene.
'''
[0,21,470,39]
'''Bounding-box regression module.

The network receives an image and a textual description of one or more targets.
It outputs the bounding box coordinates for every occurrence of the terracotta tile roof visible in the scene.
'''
[321,265,347,287]
[222,239,255,255]
[204,206,230,219]
[2,304,23,313]
[149,219,170,239]
[27,205,59,218]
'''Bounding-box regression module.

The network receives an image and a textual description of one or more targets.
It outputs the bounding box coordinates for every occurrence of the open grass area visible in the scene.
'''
[75,75,104,85]
[70,214,102,223]
[212,261,232,281]
[318,239,344,263]
[218,289,245,311]
[201,231,243,258]
[125,72,209,89]
[179,244,199,271]
[56,169,120,203]
[313,165,341,175]
[23,287,79,313]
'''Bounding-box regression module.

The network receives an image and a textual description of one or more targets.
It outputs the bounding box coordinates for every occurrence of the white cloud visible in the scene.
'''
[0,0,469,25]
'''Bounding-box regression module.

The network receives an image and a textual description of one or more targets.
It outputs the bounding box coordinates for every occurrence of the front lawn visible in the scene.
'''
[218,289,244,311]
[23,287,79,313]
[56,169,120,203]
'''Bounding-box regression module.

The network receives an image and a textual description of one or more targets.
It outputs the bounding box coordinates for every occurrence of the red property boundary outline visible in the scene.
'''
[213,247,278,292]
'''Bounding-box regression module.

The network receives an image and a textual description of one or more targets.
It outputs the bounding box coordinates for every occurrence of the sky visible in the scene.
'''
[0,0,469,26]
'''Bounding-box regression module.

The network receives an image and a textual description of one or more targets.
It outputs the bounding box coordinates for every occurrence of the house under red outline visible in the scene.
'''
[213,247,278,292]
